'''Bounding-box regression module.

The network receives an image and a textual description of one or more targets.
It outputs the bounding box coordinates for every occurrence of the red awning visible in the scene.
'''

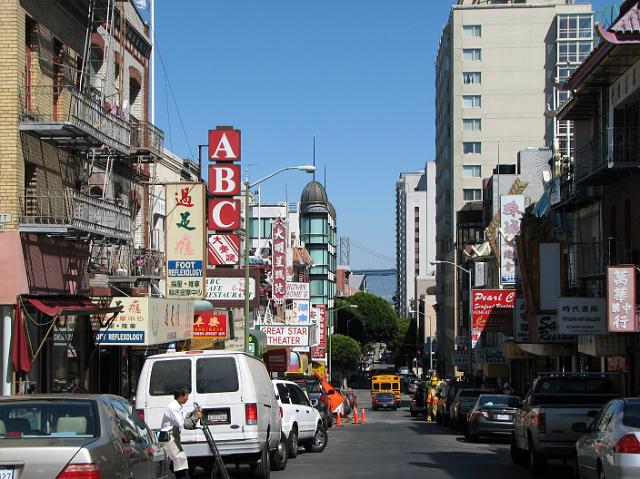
[23,295,122,317]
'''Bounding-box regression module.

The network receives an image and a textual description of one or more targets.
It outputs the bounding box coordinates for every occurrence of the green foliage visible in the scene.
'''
[331,334,361,369]
[348,291,399,344]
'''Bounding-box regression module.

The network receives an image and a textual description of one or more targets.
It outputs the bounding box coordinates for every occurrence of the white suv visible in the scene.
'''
[272,379,328,458]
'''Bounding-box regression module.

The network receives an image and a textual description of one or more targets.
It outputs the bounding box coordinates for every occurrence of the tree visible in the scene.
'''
[348,291,399,345]
[331,334,361,387]
[334,298,361,338]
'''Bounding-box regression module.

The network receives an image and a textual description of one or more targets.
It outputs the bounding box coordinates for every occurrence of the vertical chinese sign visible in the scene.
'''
[208,128,242,267]
[272,218,287,303]
[166,183,205,299]
[608,265,638,332]
[310,305,327,361]
[500,195,524,286]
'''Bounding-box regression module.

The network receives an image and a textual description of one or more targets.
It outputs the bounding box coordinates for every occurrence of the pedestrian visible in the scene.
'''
[161,385,202,479]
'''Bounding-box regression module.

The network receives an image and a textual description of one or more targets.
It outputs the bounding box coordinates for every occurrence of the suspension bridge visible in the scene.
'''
[340,237,396,277]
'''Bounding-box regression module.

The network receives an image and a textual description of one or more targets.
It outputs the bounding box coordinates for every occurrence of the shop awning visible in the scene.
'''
[23,295,122,317]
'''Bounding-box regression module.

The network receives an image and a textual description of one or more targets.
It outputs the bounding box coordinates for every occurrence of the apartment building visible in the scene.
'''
[434,0,593,378]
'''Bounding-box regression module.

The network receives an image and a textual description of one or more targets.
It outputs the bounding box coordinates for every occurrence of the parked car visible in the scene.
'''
[372,392,398,411]
[410,383,428,418]
[450,388,487,429]
[288,375,333,429]
[437,381,467,425]
[272,379,328,460]
[574,398,640,479]
[408,379,423,395]
[511,372,622,476]
[465,394,521,442]
[135,350,281,478]
[0,394,172,479]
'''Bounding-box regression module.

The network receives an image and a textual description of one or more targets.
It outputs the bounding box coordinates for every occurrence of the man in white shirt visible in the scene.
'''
[161,385,202,478]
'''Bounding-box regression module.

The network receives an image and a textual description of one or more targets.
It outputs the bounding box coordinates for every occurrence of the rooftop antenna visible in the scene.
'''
[312,136,316,181]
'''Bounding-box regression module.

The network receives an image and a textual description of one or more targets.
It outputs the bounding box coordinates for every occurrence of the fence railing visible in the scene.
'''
[20,84,131,154]
[19,188,131,241]
[575,127,640,183]
[130,115,164,156]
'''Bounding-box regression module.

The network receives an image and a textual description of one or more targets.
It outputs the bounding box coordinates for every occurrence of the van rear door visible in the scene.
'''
[193,356,246,443]
[144,357,194,440]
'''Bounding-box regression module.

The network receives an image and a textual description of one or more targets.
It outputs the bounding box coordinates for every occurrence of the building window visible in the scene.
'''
[463,48,481,61]
[463,95,481,108]
[463,72,481,85]
[463,119,481,131]
[463,142,481,154]
[463,165,481,178]
[463,189,482,201]
[558,41,592,63]
[558,14,592,39]
[463,25,481,38]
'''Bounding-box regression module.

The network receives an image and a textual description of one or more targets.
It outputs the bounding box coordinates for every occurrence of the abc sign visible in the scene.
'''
[208,164,240,196]
[208,199,240,231]
[209,129,240,162]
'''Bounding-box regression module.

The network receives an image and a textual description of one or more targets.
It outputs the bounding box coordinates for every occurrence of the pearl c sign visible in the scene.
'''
[208,199,240,231]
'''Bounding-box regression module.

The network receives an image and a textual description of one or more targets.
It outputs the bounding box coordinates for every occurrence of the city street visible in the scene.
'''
[195,389,573,479]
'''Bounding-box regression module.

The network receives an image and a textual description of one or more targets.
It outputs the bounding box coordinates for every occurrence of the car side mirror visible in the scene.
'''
[572,422,588,433]
[310,399,318,407]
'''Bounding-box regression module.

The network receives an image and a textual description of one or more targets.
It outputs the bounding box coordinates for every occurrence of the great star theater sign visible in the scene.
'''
[261,325,310,347]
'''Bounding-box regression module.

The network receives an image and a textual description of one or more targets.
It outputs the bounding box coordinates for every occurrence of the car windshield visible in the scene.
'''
[0,400,98,439]
[377,393,394,399]
[479,395,515,406]
[623,401,640,428]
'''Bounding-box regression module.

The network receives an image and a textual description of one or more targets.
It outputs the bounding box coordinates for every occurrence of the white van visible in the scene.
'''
[135,350,281,478]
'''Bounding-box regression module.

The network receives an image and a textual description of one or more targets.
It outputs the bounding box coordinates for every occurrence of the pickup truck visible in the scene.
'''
[510,372,622,475]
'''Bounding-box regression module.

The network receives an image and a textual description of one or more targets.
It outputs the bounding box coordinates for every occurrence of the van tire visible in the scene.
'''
[303,423,328,453]
[288,427,299,458]
[270,432,288,471]
[252,445,271,479]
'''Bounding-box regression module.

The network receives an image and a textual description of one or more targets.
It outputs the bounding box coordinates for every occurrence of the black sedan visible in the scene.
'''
[372,392,398,411]
[465,394,521,441]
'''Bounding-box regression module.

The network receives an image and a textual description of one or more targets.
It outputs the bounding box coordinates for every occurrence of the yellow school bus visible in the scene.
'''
[371,374,401,401]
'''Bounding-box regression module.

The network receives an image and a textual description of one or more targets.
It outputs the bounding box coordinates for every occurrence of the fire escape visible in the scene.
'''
[18,0,165,293]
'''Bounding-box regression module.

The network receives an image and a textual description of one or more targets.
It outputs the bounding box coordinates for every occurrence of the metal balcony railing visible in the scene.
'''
[131,247,165,277]
[574,127,640,184]
[130,115,164,157]
[19,188,131,241]
[20,85,131,154]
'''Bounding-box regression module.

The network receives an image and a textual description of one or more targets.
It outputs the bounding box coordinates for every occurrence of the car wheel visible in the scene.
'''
[303,423,328,453]
[528,439,547,476]
[510,435,528,466]
[288,427,299,459]
[270,432,288,471]
[252,445,271,479]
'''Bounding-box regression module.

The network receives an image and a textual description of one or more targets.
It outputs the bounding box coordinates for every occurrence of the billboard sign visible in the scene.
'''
[310,305,327,361]
[514,297,528,342]
[96,297,193,345]
[608,265,638,333]
[205,277,256,301]
[286,282,310,300]
[166,183,205,299]
[208,128,241,162]
[208,199,241,231]
[193,311,228,339]
[500,195,524,286]
[208,233,240,266]
[471,289,516,346]
[558,297,606,335]
[272,218,287,303]
[261,325,310,347]
[208,164,240,196]
[531,314,575,343]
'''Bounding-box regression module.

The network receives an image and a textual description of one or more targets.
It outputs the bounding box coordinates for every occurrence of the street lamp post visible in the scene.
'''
[243,165,316,354]
[430,260,473,377]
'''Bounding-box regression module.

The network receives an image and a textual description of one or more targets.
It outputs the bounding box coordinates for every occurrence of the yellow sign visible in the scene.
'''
[165,183,206,299]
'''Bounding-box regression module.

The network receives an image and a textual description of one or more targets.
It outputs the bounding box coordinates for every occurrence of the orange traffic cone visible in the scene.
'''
[336,412,342,426]
[353,407,360,424]
[361,407,367,423]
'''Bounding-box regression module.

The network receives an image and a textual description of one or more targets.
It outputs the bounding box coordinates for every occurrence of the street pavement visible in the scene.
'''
[195,388,574,478]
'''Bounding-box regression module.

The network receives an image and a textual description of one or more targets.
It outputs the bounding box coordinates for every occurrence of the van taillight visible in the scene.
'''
[57,463,101,479]
[532,412,546,433]
[136,409,144,421]
[614,434,640,454]
[246,403,258,425]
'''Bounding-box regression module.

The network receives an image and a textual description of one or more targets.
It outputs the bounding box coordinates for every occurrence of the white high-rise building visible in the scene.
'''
[434,0,593,377]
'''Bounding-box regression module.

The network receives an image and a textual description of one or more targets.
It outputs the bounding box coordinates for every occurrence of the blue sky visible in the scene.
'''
[153,0,616,269]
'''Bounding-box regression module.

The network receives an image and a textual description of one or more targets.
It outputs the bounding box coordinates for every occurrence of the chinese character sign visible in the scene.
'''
[608,265,638,333]
[193,311,228,339]
[500,195,524,286]
[272,218,287,303]
[208,233,240,266]
[310,306,327,361]
[166,183,205,299]
[558,297,606,335]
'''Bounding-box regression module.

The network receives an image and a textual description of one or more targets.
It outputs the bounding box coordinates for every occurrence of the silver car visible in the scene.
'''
[574,398,640,479]
[0,394,172,479]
